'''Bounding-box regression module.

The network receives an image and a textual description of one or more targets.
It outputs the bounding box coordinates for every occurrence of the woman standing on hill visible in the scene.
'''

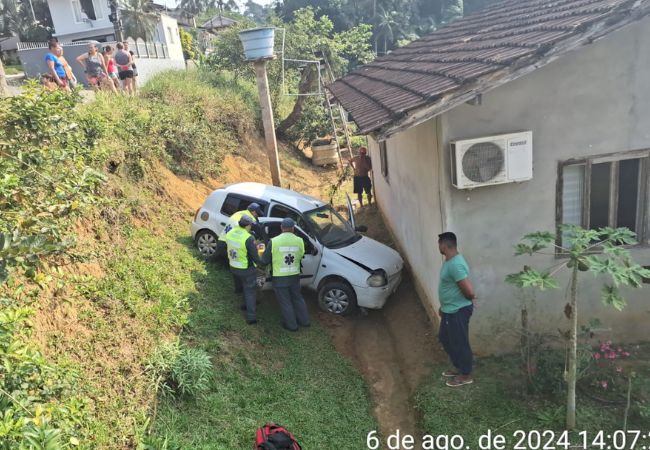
[103,45,121,91]
[44,41,70,91]
[114,42,134,95]
[55,45,77,90]
[76,42,117,93]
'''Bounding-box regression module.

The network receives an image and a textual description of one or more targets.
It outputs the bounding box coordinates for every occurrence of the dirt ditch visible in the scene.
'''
[317,206,445,448]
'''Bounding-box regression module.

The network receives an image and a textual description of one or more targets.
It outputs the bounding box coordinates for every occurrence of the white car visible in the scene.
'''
[191,182,403,315]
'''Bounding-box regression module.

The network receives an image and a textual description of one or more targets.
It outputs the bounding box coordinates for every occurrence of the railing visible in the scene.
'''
[18,40,169,58]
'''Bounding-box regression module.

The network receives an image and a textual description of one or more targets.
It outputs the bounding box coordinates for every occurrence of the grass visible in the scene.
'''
[4,64,22,75]
[416,351,650,446]
[148,234,376,449]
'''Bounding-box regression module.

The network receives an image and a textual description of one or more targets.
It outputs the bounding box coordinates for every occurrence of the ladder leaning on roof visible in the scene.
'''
[317,51,354,168]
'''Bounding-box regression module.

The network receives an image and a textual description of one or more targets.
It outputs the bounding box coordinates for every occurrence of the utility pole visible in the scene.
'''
[253,58,282,187]
[108,0,124,41]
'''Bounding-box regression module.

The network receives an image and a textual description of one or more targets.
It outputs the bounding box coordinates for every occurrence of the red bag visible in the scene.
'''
[254,423,302,450]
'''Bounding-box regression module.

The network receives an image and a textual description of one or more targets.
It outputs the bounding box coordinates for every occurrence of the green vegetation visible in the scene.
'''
[417,349,650,445]
[3,64,22,75]
[147,236,376,449]
[1,71,375,448]
[507,227,650,428]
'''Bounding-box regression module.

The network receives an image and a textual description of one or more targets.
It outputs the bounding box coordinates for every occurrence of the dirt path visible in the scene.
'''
[317,206,445,448]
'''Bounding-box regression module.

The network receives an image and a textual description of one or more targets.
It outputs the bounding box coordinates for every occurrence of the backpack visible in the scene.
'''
[255,423,302,450]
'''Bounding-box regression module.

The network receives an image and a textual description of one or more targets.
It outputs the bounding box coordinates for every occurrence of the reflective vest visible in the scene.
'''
[225,226,252,269]
[271,232,304,277]
[219,209,255,242]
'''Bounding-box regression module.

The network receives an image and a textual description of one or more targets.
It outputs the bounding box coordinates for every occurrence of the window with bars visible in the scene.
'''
[379,141,389,181]
[558,152,649,246]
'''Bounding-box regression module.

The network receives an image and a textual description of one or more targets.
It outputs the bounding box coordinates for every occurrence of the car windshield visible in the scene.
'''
[303,205,360,248]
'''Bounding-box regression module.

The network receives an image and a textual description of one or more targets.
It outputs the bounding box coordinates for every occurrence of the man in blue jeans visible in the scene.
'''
[437,232,477,387]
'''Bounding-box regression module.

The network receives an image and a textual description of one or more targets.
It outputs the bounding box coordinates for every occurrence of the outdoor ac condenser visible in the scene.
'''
[450,131,533,189]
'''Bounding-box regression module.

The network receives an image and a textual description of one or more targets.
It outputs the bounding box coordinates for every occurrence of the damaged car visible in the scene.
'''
[191,182,403,315]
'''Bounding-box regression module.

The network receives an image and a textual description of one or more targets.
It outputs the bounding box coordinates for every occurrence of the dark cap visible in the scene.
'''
[239,215,254,227]
[247,203,263,215]
[281,217,295,229]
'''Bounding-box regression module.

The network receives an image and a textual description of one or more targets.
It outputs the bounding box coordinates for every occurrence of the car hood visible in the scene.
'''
[334,236,403,276]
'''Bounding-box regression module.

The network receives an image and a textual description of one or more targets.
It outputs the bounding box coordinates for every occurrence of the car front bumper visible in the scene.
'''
[353,270,403,310]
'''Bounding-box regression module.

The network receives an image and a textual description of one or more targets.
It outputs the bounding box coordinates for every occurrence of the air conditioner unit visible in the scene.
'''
[450,131,533,189]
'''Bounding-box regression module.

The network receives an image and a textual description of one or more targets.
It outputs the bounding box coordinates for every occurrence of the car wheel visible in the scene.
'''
[318,281,357,316]
[195,229,221,261]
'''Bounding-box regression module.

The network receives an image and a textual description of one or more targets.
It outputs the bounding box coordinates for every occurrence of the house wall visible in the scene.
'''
[47,0,114,41]
[373,17,650,354]
[155,14,184,61]
[367,118,446,322]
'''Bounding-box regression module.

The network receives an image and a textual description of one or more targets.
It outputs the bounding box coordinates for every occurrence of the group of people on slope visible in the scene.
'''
[223,204,310,332]
[44,39,138,95]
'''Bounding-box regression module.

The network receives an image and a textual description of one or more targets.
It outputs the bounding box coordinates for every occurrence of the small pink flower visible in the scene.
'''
[607,340,612,346]
[617,348,623,353]
[616,367,623,373]
[593,352,601,360]
[608,352,617,359]
[600,380,608,389]
[622,351,630,357]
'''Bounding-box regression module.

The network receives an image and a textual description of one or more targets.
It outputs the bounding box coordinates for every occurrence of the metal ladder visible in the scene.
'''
[317,51,354,168]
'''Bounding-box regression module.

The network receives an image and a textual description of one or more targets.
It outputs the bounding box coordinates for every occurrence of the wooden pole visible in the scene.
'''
[253,59,282,187]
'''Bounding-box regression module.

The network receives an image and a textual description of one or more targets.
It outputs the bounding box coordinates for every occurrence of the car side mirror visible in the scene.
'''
[355,225,368,233]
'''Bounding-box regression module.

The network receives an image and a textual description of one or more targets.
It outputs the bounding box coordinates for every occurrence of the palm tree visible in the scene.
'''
[374,6,400,55]
[120,0,158,41]
[179,0,205,15]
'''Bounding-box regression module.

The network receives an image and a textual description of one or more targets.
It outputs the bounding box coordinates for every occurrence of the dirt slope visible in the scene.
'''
[154,141,444,447]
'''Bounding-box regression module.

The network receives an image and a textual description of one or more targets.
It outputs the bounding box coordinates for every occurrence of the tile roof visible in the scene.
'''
[329,0,650,137]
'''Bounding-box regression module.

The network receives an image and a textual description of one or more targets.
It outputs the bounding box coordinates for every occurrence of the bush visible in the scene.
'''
[85,70,257,180]
[147,341,212,398]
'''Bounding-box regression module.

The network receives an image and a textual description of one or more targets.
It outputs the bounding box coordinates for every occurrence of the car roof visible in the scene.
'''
[222,182,326,212]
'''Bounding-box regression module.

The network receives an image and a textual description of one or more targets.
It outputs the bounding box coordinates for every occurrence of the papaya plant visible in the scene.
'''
[506,225,650,430]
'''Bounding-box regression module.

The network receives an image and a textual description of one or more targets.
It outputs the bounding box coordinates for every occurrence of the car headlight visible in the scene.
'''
[367,270,388,287]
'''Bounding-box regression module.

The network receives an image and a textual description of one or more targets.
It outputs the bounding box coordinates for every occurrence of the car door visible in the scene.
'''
[346,193,356,229]
[259,218,322,288]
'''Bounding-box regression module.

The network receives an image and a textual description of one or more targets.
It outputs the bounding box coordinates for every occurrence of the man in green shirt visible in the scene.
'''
[437,232,476,387]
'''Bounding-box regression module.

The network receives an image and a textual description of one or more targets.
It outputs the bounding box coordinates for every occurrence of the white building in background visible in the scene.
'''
[18,0,185,85]
[44,0,183,49]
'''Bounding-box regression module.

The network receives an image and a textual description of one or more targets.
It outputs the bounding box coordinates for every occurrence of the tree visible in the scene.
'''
[179,27,196,60]
[0,58,8,97]
[506,225,650,429]
[179,0,212,15]
[0,0,52,41]
[120,0,158,41]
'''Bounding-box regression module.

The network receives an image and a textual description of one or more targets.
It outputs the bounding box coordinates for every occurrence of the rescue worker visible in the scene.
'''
[225,214,264,324]
[219,203,265,293]
[261,218,311,331]
[219,203,263,243]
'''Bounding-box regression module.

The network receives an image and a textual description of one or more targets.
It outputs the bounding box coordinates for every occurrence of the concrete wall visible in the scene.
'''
[374,17,650,353]
[47,0,113,40]
[368,118,446,322]
[156,14,184,62]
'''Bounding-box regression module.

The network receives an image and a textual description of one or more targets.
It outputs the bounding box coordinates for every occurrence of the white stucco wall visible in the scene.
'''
[156,14,184,62]
[47,0,113,40]
[368,118,446,322]
[373,17,650,353]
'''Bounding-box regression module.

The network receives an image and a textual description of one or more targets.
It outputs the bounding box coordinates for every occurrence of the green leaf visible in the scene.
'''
[505,268,559,290]
[601,284,626,310]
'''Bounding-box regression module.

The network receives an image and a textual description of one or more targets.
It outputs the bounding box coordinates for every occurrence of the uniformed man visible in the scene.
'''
[219,203,265,293]
[261,218,311,331]
[220,203,264,241]
[225,214,264,324]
